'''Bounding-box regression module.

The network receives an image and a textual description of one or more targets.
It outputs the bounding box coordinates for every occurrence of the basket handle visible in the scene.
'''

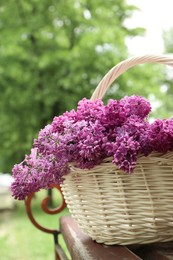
[90,54,173,101]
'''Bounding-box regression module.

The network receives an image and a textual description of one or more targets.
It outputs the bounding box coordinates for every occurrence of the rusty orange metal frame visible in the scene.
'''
[25,185,68,260]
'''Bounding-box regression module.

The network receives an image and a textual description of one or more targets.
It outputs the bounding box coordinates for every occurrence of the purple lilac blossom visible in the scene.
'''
[76,98,105,122]
[11,95,173,200]
[119,95,151,119]
[76,120,106,168]
[148,119,173,153]
[112,134,140,173]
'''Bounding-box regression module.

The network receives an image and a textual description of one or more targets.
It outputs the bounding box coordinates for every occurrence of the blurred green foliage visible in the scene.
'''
[0,189,70,259]
[0,0,172,172]
[162,28,173,117]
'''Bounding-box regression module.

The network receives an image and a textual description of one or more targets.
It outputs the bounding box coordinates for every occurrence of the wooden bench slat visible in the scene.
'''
[134,242,173,260]
[60,216,141,260]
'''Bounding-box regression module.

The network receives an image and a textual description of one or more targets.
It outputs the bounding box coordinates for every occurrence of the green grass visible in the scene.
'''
[0,190,70,260]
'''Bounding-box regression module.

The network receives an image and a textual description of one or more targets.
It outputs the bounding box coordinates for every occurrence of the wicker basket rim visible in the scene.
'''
[68,151,173,174]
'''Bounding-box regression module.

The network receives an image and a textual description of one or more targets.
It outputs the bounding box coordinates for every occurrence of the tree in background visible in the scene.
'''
[161,28,173,118]
[0,0,165,172]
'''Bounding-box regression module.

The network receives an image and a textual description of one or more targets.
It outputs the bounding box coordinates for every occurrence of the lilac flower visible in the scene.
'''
[52,109,77,133]
[11,96,173,200]
[148,119,173,153]
[11,147,68,199]
[119,95,151,119]
[102,99,126,127]
[112,134,140,173]
[76,120,106,168]
[77,98,105,121]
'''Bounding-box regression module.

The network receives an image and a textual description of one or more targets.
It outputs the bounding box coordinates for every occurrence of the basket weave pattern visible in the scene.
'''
[61,55,173,245]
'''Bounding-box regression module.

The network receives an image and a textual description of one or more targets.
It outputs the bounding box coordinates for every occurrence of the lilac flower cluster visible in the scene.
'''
[11,96,173,200]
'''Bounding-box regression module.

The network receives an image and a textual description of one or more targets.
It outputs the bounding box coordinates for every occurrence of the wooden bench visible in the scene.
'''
[25,187,173,260]
[60,216,140,260]
[60,216,173,260]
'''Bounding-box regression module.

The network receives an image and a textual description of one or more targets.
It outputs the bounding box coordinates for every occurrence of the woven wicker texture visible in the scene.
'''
[61,54,173,245]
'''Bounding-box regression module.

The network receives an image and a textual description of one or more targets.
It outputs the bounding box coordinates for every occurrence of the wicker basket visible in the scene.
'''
[61,54,173,245]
